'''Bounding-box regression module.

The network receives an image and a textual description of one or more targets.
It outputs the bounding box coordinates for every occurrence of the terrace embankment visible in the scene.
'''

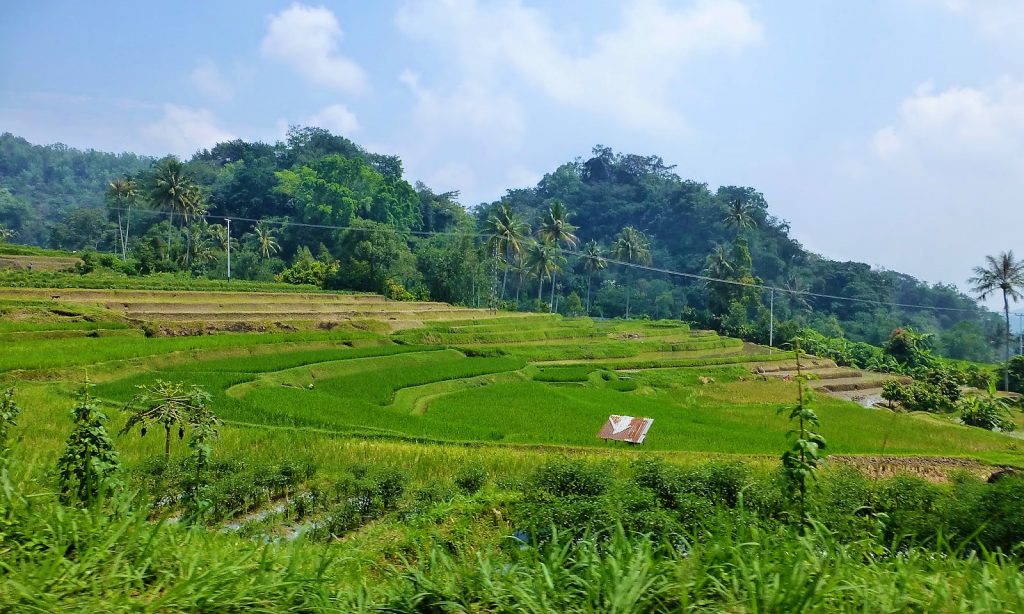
[0,287,548,333]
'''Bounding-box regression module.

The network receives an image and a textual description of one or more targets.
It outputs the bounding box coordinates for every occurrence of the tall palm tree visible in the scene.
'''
[724,199,756,234]
[511,253,530,305]
[611,226,651,318]
[107,176,137,260]
[526,240,562,303]
[539,201,578,312]
[184,220,217,269]
[582,240,607,315]
[144,159,205,267]
[703,244,735,280]
[781,274,813,315]
[970,251,1024,391]
[484,203,529,301]
[252,222,280,259]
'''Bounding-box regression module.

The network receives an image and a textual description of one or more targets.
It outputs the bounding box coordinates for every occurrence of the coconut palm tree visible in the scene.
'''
[970,251,1024,391]
[511,253,530,305]
[106,175,137,259]
[208,223,237,255]
[703,244,735,280]
[145,159,206,266]
[611,226,651,318]
[582,240,607,315]
[182,219,217,270]
[252,222,280,259]
[526,240,562,303]
[539,200,578,312]
[484,203,529,301]
[724,199,756,234]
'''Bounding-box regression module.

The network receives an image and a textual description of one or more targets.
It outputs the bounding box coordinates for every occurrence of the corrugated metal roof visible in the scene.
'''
[597,415,653,444]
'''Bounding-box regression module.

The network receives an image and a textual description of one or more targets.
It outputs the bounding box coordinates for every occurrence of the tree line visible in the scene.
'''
[0,131,1012,362]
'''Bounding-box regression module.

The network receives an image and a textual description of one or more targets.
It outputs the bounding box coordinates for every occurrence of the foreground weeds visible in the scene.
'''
[5,455,1024,612]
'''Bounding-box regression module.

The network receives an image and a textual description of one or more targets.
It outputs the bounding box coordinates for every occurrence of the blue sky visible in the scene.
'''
[2,0,1023,310]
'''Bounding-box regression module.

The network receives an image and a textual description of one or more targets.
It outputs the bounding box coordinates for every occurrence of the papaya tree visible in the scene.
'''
[121,380,214,461]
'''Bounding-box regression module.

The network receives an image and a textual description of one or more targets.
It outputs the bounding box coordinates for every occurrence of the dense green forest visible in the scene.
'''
[0,131,1003,361]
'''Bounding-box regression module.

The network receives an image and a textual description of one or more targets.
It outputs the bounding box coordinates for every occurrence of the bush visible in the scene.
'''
[812,467,876,539]
[874,475,942,545]
[1004,356,1024,393]
[530,458,611,498]
[678,462,752,508]
[959,394,1015,431]
[453,465,487,495]
[384,278,414,301]
[881,379,911,409]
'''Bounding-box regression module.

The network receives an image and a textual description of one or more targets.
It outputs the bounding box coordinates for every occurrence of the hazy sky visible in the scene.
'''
[1,0,1022,309]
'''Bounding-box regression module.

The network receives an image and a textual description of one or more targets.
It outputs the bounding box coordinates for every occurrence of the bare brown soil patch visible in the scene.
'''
[830,454,999,483]
[0,255,80,271]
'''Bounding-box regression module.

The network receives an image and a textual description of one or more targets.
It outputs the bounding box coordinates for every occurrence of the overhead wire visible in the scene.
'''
[106,205,994,318]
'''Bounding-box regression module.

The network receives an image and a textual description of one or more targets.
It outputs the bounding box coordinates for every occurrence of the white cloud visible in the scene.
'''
[811,78,1024,308]
[303,103,360,134]
[398,68,525,146]
[395,0,762,134]
[142,104,235,156]
[189,60,234,101]
[928,0,1024,41]
[872,79,1024,166]
[261,3,367,93]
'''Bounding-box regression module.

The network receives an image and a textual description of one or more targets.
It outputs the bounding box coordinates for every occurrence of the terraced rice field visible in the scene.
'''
[0,287,535,333]
[1,286,1020,470]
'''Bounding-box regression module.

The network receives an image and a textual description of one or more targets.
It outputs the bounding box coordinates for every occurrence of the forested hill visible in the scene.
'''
[0,131,1000,360]
[0,133,151,245]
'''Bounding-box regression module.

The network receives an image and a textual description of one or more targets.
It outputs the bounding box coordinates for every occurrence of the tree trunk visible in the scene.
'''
[500,247,509,301]
[586,274,592,315]
[549,270,557,313]
[625,285,631,319]
[116,212,125,260]
[123,204,131,259]
[164,425,171,461]
[538,276,544,302]
[1005,290,1012,392]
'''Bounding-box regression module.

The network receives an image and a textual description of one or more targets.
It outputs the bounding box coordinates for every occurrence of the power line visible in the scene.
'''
[565,250,982,315]
[107,205,992,317]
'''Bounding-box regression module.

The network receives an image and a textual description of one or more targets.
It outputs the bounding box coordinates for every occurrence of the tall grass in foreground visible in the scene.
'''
[4,467,1024,613]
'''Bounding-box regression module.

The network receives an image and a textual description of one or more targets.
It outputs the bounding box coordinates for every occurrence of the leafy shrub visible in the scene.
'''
[874,475,942,545]
[275,247,339,288]
[1004,356,1024,393]
[959,393,1015,431]
[881,379,911,409]
[971,475,1024,552]
[384,278,414,301]
[529,458,611,498]
[453,465,487,495]
[812,467,876,539]
[633,459,751,509]
[963,363,996,390]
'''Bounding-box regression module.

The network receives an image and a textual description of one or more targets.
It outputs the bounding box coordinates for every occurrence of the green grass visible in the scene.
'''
[5,270,1024,611]
[0,329,380,373]
[0,242,77,257]
[0,269,325,292]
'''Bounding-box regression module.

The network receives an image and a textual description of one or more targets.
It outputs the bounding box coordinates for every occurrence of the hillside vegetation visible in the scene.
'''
[0,131,1001,363]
